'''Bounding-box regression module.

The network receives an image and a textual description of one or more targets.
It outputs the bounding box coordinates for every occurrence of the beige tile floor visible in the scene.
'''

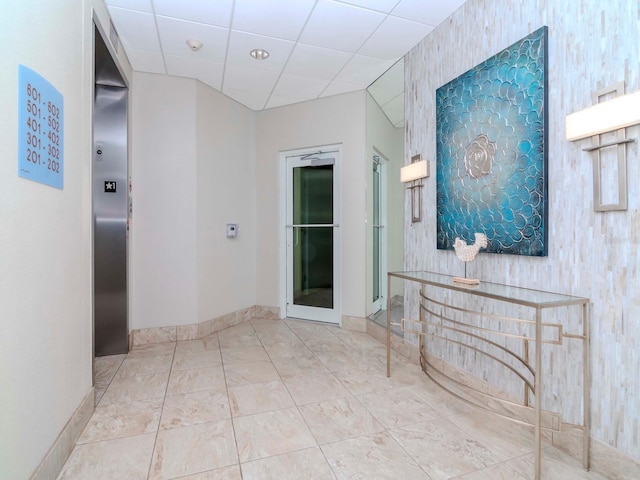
[58,318,607,480]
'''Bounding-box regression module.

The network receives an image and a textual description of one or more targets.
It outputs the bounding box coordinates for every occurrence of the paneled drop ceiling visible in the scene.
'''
[105,0,466,115]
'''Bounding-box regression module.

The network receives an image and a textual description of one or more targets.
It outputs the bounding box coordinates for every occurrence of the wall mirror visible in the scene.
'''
[365,58,405,335]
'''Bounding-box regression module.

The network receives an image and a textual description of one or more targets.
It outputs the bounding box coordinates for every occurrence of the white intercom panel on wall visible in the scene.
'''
[226,223,238,238]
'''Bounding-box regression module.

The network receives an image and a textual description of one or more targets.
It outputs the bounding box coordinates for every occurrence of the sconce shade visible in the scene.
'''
[401,160,428,182]
[566,90,640,141]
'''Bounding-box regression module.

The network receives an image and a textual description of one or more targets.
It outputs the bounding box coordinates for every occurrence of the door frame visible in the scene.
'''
[371,151,388,314]
[279,144,342,324]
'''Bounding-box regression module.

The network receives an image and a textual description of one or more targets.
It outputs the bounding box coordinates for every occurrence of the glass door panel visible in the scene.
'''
[286,151,339,323]
[372,157,385,313]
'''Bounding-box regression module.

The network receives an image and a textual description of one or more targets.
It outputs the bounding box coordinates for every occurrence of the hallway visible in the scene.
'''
[57,318,604,479]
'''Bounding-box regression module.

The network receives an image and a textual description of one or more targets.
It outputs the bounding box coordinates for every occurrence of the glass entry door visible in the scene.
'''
[372,156,386,313]
[286,150,339,323]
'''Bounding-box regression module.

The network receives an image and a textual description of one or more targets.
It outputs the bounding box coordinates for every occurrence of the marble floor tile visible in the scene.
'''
[356,386,438,428]
[408,374,464,407]
[127,342,176,358]
[175,335,220,354]
[455,461,529,479]
[223,361,280,387]
[261,340,310,359]
[167,366,226,395]
[300,396,384,444]
[447,411,535,460]
[232,407,316,462]
[312,346,367,372]
[332,330,385,349]
[172,349,223,371]
[99,372,169,406]
[180,464,242,479]
[160,389,231,430]
[59,322,618,480]
[285,320,342,342]
[227,380,295,417]
[78,398,163,444]
[506,447,609,480]
[271,352,330,378]
[332,365,407,396]
[249,317,282,328]
[255,328,301,345]
[116,354,173,378]
[94,354,126,388]
[320,431,430,480]
[218,325,261,348]
[389,417,502,480]
[57,433,156,480]
[149,420,238,480]
[302,334,349,352]
[241,447,336,480]
[282,372,351,406]
[221,345,270,364]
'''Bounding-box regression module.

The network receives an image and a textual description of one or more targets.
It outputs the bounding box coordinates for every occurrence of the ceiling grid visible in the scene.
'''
[105,0,467,115]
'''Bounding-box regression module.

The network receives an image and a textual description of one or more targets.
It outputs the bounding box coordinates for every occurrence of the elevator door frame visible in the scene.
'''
[92,18,130,359]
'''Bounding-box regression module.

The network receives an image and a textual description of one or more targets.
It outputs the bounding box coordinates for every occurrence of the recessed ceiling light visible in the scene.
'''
[250,49,269,60]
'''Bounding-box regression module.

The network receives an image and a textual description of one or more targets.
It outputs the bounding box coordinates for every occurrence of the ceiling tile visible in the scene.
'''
[223,64,280,94]
[108,0,469,111]
[391,0,467,26]
[271,73,330,100]
[336,0,400,13]
[358,16,433,60]
[107,7,160,51]
[226,30,295,72]
[164,55,224,90]
[232,0,316,41]
[283,44,352,80]
[223,87,270,110]
[368,58,403,92]
[334,54,394,87]
[156,16,228,63]
[299,0,386,53]
[152,0,233,27]
[320,80,362,98]
[125,47,166,74]
[104,0,152,13]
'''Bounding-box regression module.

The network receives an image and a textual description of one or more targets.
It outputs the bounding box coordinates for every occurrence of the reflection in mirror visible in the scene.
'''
[365,59,405,336]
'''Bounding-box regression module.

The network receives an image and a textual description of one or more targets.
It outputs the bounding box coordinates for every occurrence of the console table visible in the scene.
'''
[386,271,590,480]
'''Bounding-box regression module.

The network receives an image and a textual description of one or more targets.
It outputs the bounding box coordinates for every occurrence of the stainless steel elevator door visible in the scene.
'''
[93,85,128,356]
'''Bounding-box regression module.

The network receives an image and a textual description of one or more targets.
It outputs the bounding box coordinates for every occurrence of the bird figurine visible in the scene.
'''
[453,232,487,285]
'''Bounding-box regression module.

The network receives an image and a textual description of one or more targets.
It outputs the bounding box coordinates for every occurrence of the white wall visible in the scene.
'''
[255,92,367,318]
[0,1,131,477]
[195,82,257,321]
[131,73,198,329]
[365,92,404,315]
[405,0,639,460]
[131,73,258,329]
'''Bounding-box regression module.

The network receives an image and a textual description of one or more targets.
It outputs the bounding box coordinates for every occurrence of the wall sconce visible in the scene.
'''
[566,84,639,211]
[401,154,429,223]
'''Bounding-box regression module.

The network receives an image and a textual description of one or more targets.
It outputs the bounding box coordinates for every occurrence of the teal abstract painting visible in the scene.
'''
[436,27,548,256]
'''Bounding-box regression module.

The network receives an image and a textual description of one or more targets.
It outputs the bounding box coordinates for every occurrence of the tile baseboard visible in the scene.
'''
[30,388,94,480]
[131,305,281,347]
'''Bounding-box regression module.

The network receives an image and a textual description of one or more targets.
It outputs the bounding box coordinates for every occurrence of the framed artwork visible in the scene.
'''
[436,26,548,256]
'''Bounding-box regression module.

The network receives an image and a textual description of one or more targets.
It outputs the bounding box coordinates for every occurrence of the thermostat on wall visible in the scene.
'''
[226,223,238,239]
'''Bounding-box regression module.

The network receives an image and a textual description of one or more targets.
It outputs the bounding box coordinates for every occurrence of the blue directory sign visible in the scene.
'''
[18,65,64,189]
